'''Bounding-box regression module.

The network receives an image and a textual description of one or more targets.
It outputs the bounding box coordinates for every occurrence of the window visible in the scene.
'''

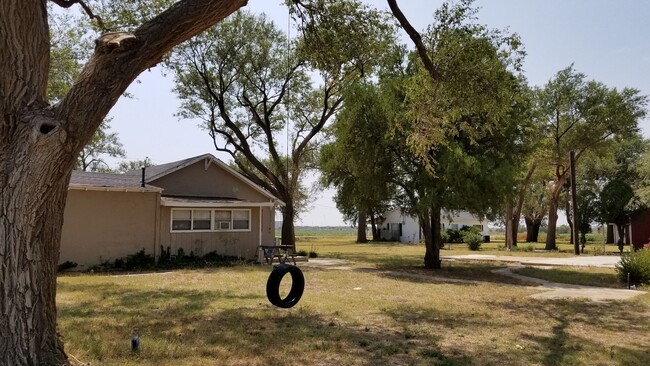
[171,209,251,232]
[233,210,250,230]
[214,210,232,230]
[193,210,211,230]
[172,210,191,231]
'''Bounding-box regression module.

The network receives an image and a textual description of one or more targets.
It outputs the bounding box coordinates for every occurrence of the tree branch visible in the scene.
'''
[56,0,247,154]
[50,0,107,31]
[386,0,443,82]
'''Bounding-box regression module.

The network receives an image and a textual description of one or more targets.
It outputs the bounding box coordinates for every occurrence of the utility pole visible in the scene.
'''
[570,150,580,255]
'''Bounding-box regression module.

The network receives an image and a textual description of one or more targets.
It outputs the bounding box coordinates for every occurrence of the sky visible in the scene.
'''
[104,0,650,227]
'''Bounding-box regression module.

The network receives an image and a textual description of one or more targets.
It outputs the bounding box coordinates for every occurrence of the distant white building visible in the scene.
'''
[375,208,488,244]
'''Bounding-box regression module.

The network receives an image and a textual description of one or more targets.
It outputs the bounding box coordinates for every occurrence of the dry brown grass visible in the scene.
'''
[58,261,650,365]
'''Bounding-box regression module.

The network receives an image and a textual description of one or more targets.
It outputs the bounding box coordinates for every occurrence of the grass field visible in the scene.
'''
[58,236,650,365]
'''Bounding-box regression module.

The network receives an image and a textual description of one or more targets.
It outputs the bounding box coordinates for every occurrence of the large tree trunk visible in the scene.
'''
[0,164,72,365]
[369,211,379,241]
[356,210,368,243]
[422,206,442,269]
[616,224,625,254]
[545,199,559,250]
[508,163,536,249]
[0,1,245,364]
[431,205,442,269]
[505,203,514,250]
[525,215,542,242]
[606,224,614,243]
[280,202,296,248]
[420,213,434,269]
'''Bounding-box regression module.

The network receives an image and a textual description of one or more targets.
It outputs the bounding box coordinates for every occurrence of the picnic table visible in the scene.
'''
[260,245,296,265]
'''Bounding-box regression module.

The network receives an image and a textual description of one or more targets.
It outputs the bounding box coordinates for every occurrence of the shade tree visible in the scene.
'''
[535,66,647,250]
[0,1,246,364]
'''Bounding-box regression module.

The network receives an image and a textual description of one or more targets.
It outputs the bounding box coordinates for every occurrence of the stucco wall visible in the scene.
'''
[60,189,159,269]
[150,160,269,201]
[158,206,275,260]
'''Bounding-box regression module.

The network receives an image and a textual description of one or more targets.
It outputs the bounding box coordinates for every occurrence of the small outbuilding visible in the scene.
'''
[375,208,488,243]
[60,154,282,269]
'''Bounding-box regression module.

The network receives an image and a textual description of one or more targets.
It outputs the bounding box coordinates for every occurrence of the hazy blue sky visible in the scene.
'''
[106,0,650,226]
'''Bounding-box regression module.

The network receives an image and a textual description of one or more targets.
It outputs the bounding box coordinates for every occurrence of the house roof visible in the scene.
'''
[160,196,276,207]
[69,171,162,192]
[125,153,283,204]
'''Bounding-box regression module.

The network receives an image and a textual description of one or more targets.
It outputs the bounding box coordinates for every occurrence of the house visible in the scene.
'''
[376,208,488,243]
[60,154,282,269]
[608,209,650,251]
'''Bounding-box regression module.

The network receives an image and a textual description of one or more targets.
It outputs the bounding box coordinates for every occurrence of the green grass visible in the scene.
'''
[57,235,650,365]
[513,266,622,288]
[296,236,627,265]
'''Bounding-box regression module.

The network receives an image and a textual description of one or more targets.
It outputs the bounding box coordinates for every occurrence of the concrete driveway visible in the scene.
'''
[441,254,622,268]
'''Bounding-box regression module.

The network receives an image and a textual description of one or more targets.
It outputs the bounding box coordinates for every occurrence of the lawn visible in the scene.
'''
[57,236,650,365]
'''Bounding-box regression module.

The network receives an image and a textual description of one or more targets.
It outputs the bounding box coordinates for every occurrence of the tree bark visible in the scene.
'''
[508,163,536,248]
[505,202,514,250]
[606,224,614,243]
[545,198,559,250]
[369,211,379,241]
[356,209,368,243]
[0,1,246,364]
[420,213,434,269]
[566,199,574,245]
[616,224,625,254]
[525,215,542,242]
[431,205,442,269]
[422,206,442,269]
[280,201,296,248]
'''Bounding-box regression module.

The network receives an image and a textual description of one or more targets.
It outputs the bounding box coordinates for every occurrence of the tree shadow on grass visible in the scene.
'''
[490,298,650,365]
[367,263,532,286]
[57,280,475,365]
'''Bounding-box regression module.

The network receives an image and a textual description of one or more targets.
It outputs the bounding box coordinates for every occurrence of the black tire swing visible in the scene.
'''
[266,264,304,308]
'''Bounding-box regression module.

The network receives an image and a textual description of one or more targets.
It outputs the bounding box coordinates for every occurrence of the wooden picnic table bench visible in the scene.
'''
[260,245,296,265]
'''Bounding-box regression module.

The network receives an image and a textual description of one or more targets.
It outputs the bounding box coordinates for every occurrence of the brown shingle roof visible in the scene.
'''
[70,171,160,191]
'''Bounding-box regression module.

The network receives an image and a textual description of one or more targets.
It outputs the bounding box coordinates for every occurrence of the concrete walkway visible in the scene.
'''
[300,257,646,302]
[492,266,644,301]
[442,254,622,268]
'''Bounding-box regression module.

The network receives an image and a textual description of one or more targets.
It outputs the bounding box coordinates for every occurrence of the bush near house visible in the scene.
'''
[615,249,650,286]
[461,227,483,251]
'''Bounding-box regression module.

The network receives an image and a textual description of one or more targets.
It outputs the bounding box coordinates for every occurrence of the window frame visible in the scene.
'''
[170,208,251,233]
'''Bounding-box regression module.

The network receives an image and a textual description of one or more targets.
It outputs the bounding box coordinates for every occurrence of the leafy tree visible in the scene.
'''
[320,82,395,243]
[116,157,152,173]
[386,0,530,268]
[0,1,245,364]
[522,180,548,242]
[637,149,650,206]
[75,120,126,171]
[575,184,600,249]
[535,66,647,250]
[169,5,392,247]
[599,179,635,253]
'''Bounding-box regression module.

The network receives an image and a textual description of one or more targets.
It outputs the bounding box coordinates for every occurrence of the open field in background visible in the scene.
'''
[58,235,650,365]
[296,236,631,263]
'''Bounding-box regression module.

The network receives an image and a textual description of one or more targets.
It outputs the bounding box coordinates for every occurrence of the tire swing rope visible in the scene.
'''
[266,263,305,308]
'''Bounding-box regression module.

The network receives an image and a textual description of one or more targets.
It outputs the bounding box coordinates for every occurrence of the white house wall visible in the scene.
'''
[379,208,487,244]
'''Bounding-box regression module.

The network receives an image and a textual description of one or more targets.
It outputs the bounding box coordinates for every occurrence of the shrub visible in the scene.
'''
[462,230,483,251]
[308,251,318,258]
[58,261,78,272]
[295,250,308,256]
[615,249,650,286]
[124,249,155,270]
[440,230,450,244]
[446,229,463,243]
